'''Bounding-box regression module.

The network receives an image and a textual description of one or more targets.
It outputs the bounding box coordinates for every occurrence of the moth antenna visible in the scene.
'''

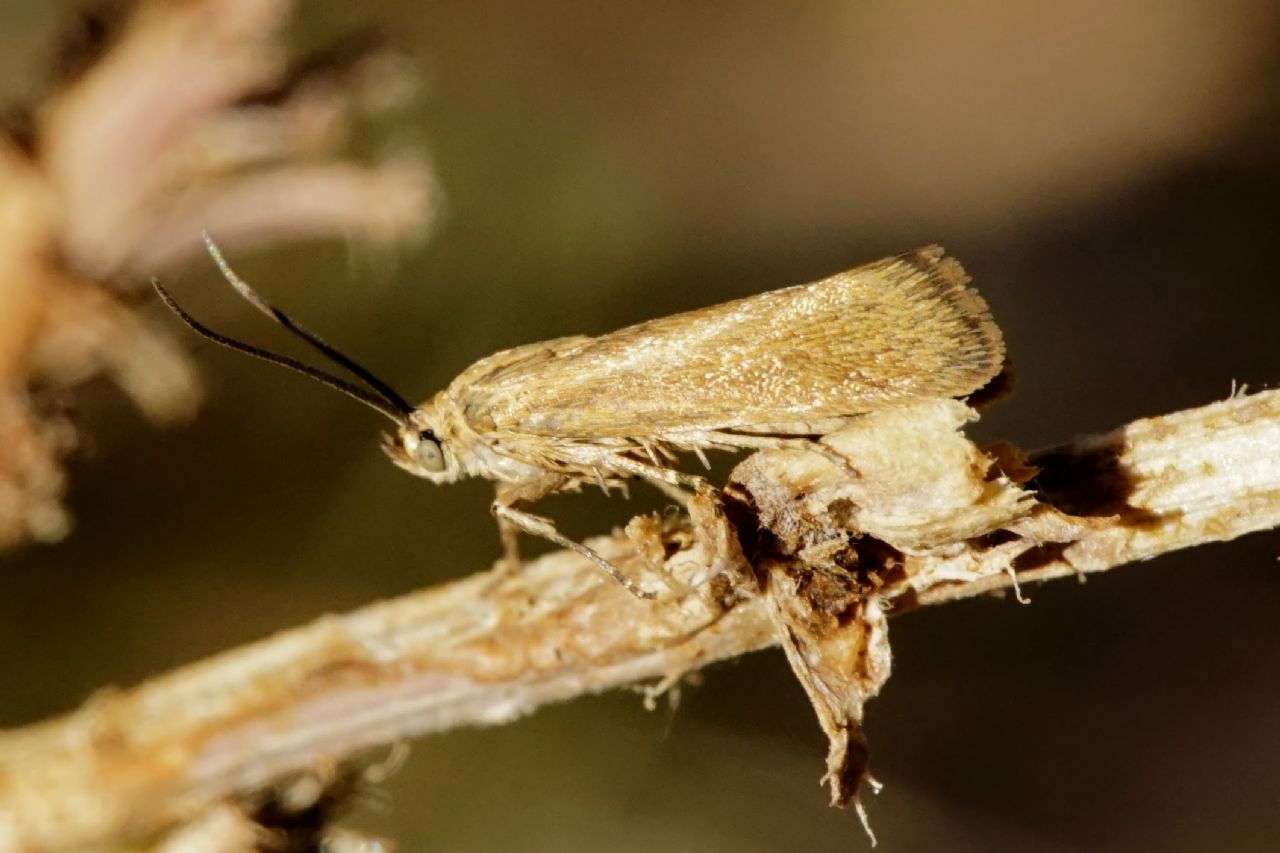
[152,278,410,424]
[201,231,415,418]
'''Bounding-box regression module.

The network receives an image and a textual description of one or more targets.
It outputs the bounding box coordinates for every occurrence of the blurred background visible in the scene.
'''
[2,1,1280,850]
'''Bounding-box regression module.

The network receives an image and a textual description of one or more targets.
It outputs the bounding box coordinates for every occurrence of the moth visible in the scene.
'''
[154,236,1004,598]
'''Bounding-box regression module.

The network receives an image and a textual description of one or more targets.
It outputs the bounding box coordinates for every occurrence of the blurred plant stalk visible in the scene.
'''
[0,0,433,549]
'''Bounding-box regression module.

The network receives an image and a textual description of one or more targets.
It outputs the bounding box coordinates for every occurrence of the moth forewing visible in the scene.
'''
[169,240,1005,600]
[457,246,1003,443]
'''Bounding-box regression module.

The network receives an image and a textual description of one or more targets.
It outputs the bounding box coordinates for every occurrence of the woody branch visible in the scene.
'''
[0,389,1277,851]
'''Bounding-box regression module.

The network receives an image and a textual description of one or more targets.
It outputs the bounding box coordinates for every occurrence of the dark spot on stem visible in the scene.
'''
[1030,441,1163,527]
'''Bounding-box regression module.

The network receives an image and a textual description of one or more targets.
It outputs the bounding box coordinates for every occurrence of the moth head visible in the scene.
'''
[384,412,463,483]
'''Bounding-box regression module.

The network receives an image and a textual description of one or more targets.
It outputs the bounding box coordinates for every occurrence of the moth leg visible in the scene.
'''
[497,517,521,576]
[492,502,658,600]
[493,475,569,576]
[607,456,709,513]
[608,455,707,491]
[711,433,858,476]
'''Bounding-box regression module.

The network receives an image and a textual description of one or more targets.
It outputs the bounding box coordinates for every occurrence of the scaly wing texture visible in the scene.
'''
[460,247,1004,440]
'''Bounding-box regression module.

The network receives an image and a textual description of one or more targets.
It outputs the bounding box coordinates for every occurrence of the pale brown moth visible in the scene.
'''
[154,235,1004,598]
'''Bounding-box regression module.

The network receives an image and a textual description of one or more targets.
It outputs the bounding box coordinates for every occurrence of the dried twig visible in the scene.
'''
[1,389,1276,851]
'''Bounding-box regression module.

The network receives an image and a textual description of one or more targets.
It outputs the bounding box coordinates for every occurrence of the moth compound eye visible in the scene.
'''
[412,432,446,472]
